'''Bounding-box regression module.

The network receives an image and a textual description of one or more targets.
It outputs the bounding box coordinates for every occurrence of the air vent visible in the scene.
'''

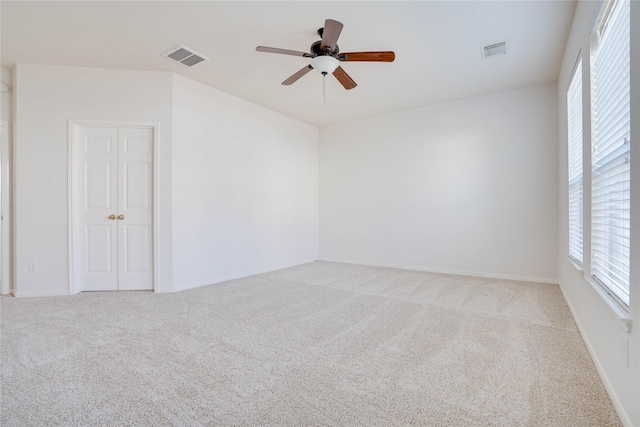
[164,45,209,68]
[481,41,507,59]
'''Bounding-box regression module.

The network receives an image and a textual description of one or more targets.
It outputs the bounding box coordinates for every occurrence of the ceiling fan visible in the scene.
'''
[256,19,395,90]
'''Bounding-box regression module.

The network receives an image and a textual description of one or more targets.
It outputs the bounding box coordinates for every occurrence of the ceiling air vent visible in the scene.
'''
[481,41,507,59]
[164,45,209,68]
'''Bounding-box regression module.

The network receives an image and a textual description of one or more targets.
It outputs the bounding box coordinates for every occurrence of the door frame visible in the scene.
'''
[0,121,11,295]
[68,120,159,294]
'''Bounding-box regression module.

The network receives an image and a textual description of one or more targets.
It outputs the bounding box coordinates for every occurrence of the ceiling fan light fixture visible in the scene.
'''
[310,56,339,75]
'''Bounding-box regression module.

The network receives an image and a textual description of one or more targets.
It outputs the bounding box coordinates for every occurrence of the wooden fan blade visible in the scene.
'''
[339,51,395,62]
[256,46,313,58]
[320,19,343,52]
[333,66,357,90]
[282,65,313,85]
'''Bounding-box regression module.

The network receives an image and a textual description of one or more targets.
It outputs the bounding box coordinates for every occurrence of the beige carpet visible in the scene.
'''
[1,261,620,426]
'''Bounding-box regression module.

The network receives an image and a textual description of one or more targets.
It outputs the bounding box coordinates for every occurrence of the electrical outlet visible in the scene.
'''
[436,247,442,256]
[29,261,38,272]
[393,244,400,252]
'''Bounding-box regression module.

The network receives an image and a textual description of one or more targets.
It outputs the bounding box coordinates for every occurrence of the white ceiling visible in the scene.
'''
[1,1,576,127]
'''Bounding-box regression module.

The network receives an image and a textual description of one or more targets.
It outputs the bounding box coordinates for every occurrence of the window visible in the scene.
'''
[567,59,583,265]
[590,0,631,307]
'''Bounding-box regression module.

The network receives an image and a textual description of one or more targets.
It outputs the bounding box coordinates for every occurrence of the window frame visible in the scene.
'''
[589,0,631,309]
[567,56,584,267]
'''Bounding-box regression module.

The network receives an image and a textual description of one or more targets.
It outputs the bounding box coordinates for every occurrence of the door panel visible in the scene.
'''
[85,225,114,272]
[78,127,118,291]
[85,162,113,209]
[85,136,112,153]
[123,137,150,153]
[118,127,153,291]
[124,162,150,209]
[123,225,151,272]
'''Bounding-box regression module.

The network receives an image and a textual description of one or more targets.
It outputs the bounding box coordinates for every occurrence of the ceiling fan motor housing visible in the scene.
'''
[310,40,339,57]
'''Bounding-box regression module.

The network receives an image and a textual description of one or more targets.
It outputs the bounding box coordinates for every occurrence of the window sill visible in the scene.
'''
[566,254,584,273]
[585,277,632,332]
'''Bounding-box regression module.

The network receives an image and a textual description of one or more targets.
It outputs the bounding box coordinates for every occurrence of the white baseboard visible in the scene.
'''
[171,272,248,293]
[170,258,319,293]
[13,289,71,298]
[558,282,632,427]
[319,257,559,285]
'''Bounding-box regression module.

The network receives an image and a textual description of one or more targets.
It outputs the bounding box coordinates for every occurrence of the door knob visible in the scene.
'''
[108,214,116,220]
[118,215,125,220]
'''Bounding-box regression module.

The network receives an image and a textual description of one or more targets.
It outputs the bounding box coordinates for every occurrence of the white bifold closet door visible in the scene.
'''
[78,126,153,291]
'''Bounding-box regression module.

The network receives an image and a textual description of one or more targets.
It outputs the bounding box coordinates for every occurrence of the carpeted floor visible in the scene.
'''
[1,261,620,426]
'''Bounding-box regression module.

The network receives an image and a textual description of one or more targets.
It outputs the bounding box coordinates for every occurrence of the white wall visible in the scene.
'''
[12,64,319,296]
[557,1,639,425]
[171,75,318,291]
[13,64,174,296]
[319,84,558,283]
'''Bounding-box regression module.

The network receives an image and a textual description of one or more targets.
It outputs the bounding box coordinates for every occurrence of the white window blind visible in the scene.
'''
[590,0,631,306]
[567,59,583,265]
